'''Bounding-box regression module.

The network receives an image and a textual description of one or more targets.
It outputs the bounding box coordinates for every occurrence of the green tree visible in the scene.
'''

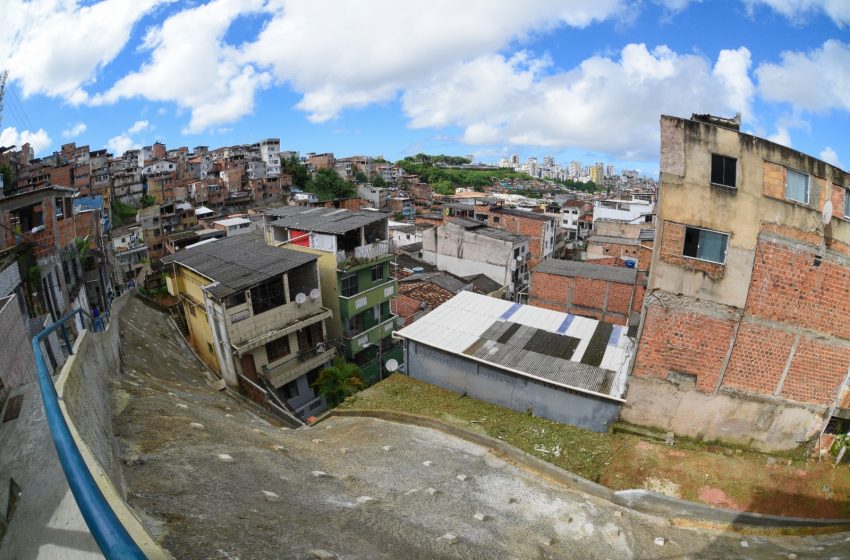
[432,180,455,196]
[311,357,364,406]
[372,175,387,188]
[306,168,356,200]
[353,170,369,184]
[281,155,309,188]
[140,194,155,208]
[0,163,14,195]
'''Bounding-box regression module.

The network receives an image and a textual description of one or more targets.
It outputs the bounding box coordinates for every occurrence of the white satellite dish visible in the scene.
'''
[385,358,399,372]
[309,288,320,301]
[822,200,833,226]
[295,292,307,305]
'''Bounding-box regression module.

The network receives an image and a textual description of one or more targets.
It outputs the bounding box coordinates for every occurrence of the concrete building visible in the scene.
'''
[358,184,388,210]
[592,198,654,225]
[627,113,850,452]
[212,217,253,237]
[394,291,633,432]
[486,207,557,269]
[421,218,529,301]
[264,206,403,382]
[163,234,335,419]
[259,138,281,177]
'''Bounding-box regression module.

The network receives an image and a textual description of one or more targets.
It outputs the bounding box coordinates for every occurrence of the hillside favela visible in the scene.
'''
[1,2,850,559]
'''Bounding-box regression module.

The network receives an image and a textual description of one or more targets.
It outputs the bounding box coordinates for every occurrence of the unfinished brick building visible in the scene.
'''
[625,114,850,452]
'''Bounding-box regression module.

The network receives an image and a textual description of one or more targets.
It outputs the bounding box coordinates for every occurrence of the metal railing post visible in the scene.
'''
[32,310,147,559]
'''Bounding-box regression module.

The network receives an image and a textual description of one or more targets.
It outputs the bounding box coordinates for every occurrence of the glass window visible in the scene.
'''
[340,273,358,297]
[683,227,729,264]
[785,169,809,204]
[250,276,286,314]
[225,291,246,307]
[844,190,850,218]
[370,264,384,282]
[710,154,736,188]
[265,335,291,363]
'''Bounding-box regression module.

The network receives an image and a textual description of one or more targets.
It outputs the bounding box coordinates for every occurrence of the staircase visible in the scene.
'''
[170,307,190,337]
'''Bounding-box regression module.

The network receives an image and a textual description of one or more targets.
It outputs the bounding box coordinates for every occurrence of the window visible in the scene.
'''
[287,263,318,302]
[55,197,64,218]
[265,335,291,362]
[340,273,358,297]
[225,291,246,307]
[250,276,286,314]
[710,154,736,188]
[683,226,729,264]
[493,216,500,224]
[844,190,850,218]
[785,169,809,204]
[281,379,300,400]
[370,264,384,282]
[381,300,390,318]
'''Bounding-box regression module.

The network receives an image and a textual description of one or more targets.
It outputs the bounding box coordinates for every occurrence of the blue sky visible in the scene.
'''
[1,0,849,176]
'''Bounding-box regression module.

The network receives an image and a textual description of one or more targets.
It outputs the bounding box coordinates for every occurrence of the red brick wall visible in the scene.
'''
[529,270,632,325]
[721,323,793,395]
[832,184,846,220]
[488,212,550,269]
[779,337,850,406]
[659,221,725,279]
[632,300,735,392]
[763,161,786,199]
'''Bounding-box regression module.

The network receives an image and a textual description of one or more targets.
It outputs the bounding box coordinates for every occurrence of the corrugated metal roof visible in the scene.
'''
[587,235,641,246]
[267,206,390,234]
[534,259,637,284]
[395,291,632,400]
[162,234,316,297]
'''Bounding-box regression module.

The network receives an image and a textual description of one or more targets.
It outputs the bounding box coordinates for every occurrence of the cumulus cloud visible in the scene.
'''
[127,120,151,134]
[62,122,87,138]
[1,0,167,103]
[768,126,793,147]
[755,40,850,112]
[0,127,52,154]
[92,0,273,133]
[106,134,139,155]
[744,0,850,26]
[401,44,753,160]
[655,0,702,13]
[820,146,843,168]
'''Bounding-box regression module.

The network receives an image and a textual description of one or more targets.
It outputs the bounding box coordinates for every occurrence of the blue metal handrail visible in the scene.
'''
[32,308,147,559]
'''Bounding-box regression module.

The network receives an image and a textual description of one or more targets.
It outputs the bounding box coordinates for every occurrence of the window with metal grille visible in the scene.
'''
[340,273,358,297]
[265,335,291,363]
[250,276,286,314]
[370,264,384,282]
[288,263,318,302]
[710,154,736,188]
[225,291,246,307]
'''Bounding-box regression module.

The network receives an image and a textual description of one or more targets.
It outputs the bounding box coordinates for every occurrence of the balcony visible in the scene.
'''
[336,240,392,269]
[262,344,337,389]
[339,279,397,318]
[343,315,398,356]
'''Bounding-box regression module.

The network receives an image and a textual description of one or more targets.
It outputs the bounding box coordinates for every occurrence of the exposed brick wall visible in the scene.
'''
[659,221,725,279]
[746,237,850,340]
[529,270,632,325]
[572,277,604,309]
[488,211,552,269]
[632,299,735,392]
[832,184,846,220]
[780,337,850,406]
[763,161,786,200]
[721,322,793,395]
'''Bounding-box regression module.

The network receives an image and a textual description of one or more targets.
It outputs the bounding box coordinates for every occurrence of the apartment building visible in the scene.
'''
[626,113,850,452]
[164,234,335,420]
[264,206,402,382]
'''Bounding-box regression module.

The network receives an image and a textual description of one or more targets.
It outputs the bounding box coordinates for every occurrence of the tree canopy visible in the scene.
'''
[305,168,356,200]
[281,155,309,188]
[311,357,364,406]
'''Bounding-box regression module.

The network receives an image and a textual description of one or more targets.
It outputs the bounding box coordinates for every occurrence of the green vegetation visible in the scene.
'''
[553,177,601,192]
[112,200,139,227]
[371,175,387,188]
[353,170,369,184]
[340,374,611,480]
[398,154,533,190]
[281,155,309,188]
[313,357,365,407]
[305,168,356,200]
[0,163,14,195]
[140,194,156,208]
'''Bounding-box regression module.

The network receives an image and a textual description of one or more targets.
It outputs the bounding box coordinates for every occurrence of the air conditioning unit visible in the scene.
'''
[315,342,326,353]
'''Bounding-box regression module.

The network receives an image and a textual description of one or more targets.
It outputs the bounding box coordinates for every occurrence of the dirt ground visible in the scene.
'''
[344,375,850,519]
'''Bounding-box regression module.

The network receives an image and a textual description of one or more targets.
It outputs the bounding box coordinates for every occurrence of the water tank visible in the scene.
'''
[624,259,636,268]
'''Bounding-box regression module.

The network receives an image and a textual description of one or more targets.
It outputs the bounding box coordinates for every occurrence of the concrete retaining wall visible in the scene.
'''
[406,340,621,432]
[325,408,850,533]
[0,295,37,389]
[621,375,824,452]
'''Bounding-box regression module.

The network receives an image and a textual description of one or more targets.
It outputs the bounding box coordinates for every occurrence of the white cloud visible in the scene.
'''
[243,0,629,123]
[1,0,168,102]
[744,0,850,26]
[92,0,273,133]
[820,146,843,168]
[655,0,701,13]
[127,120,151,134]
[61,122,87,138]
[106,134,139,155]
[401,44,754,160]
[768,126,793,147]
[755,40,850,112]
[0,127,52,154]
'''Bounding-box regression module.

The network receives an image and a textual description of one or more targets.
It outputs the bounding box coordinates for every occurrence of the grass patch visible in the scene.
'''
[339,374,613,481]
[112,200,139,227]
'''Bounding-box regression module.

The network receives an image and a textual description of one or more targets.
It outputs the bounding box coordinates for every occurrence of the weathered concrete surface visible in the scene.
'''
[117,296,850,559]
[0,382,102,560]
[621,375,823,452]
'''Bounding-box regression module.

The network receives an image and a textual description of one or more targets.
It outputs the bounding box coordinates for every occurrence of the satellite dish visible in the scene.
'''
[385,358,399,372]
[309,288,320,300]
[295,292,307,305]
[822,200,833,226]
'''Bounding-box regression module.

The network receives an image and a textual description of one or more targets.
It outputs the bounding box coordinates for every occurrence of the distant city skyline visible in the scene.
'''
[1,1,848,177]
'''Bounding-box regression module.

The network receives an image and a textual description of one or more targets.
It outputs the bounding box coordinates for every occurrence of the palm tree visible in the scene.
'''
[311,357,364,406]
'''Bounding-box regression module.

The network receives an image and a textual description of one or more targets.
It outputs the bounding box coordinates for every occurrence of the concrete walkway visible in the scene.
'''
[116,296,850,559]
[0,382,102,560]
